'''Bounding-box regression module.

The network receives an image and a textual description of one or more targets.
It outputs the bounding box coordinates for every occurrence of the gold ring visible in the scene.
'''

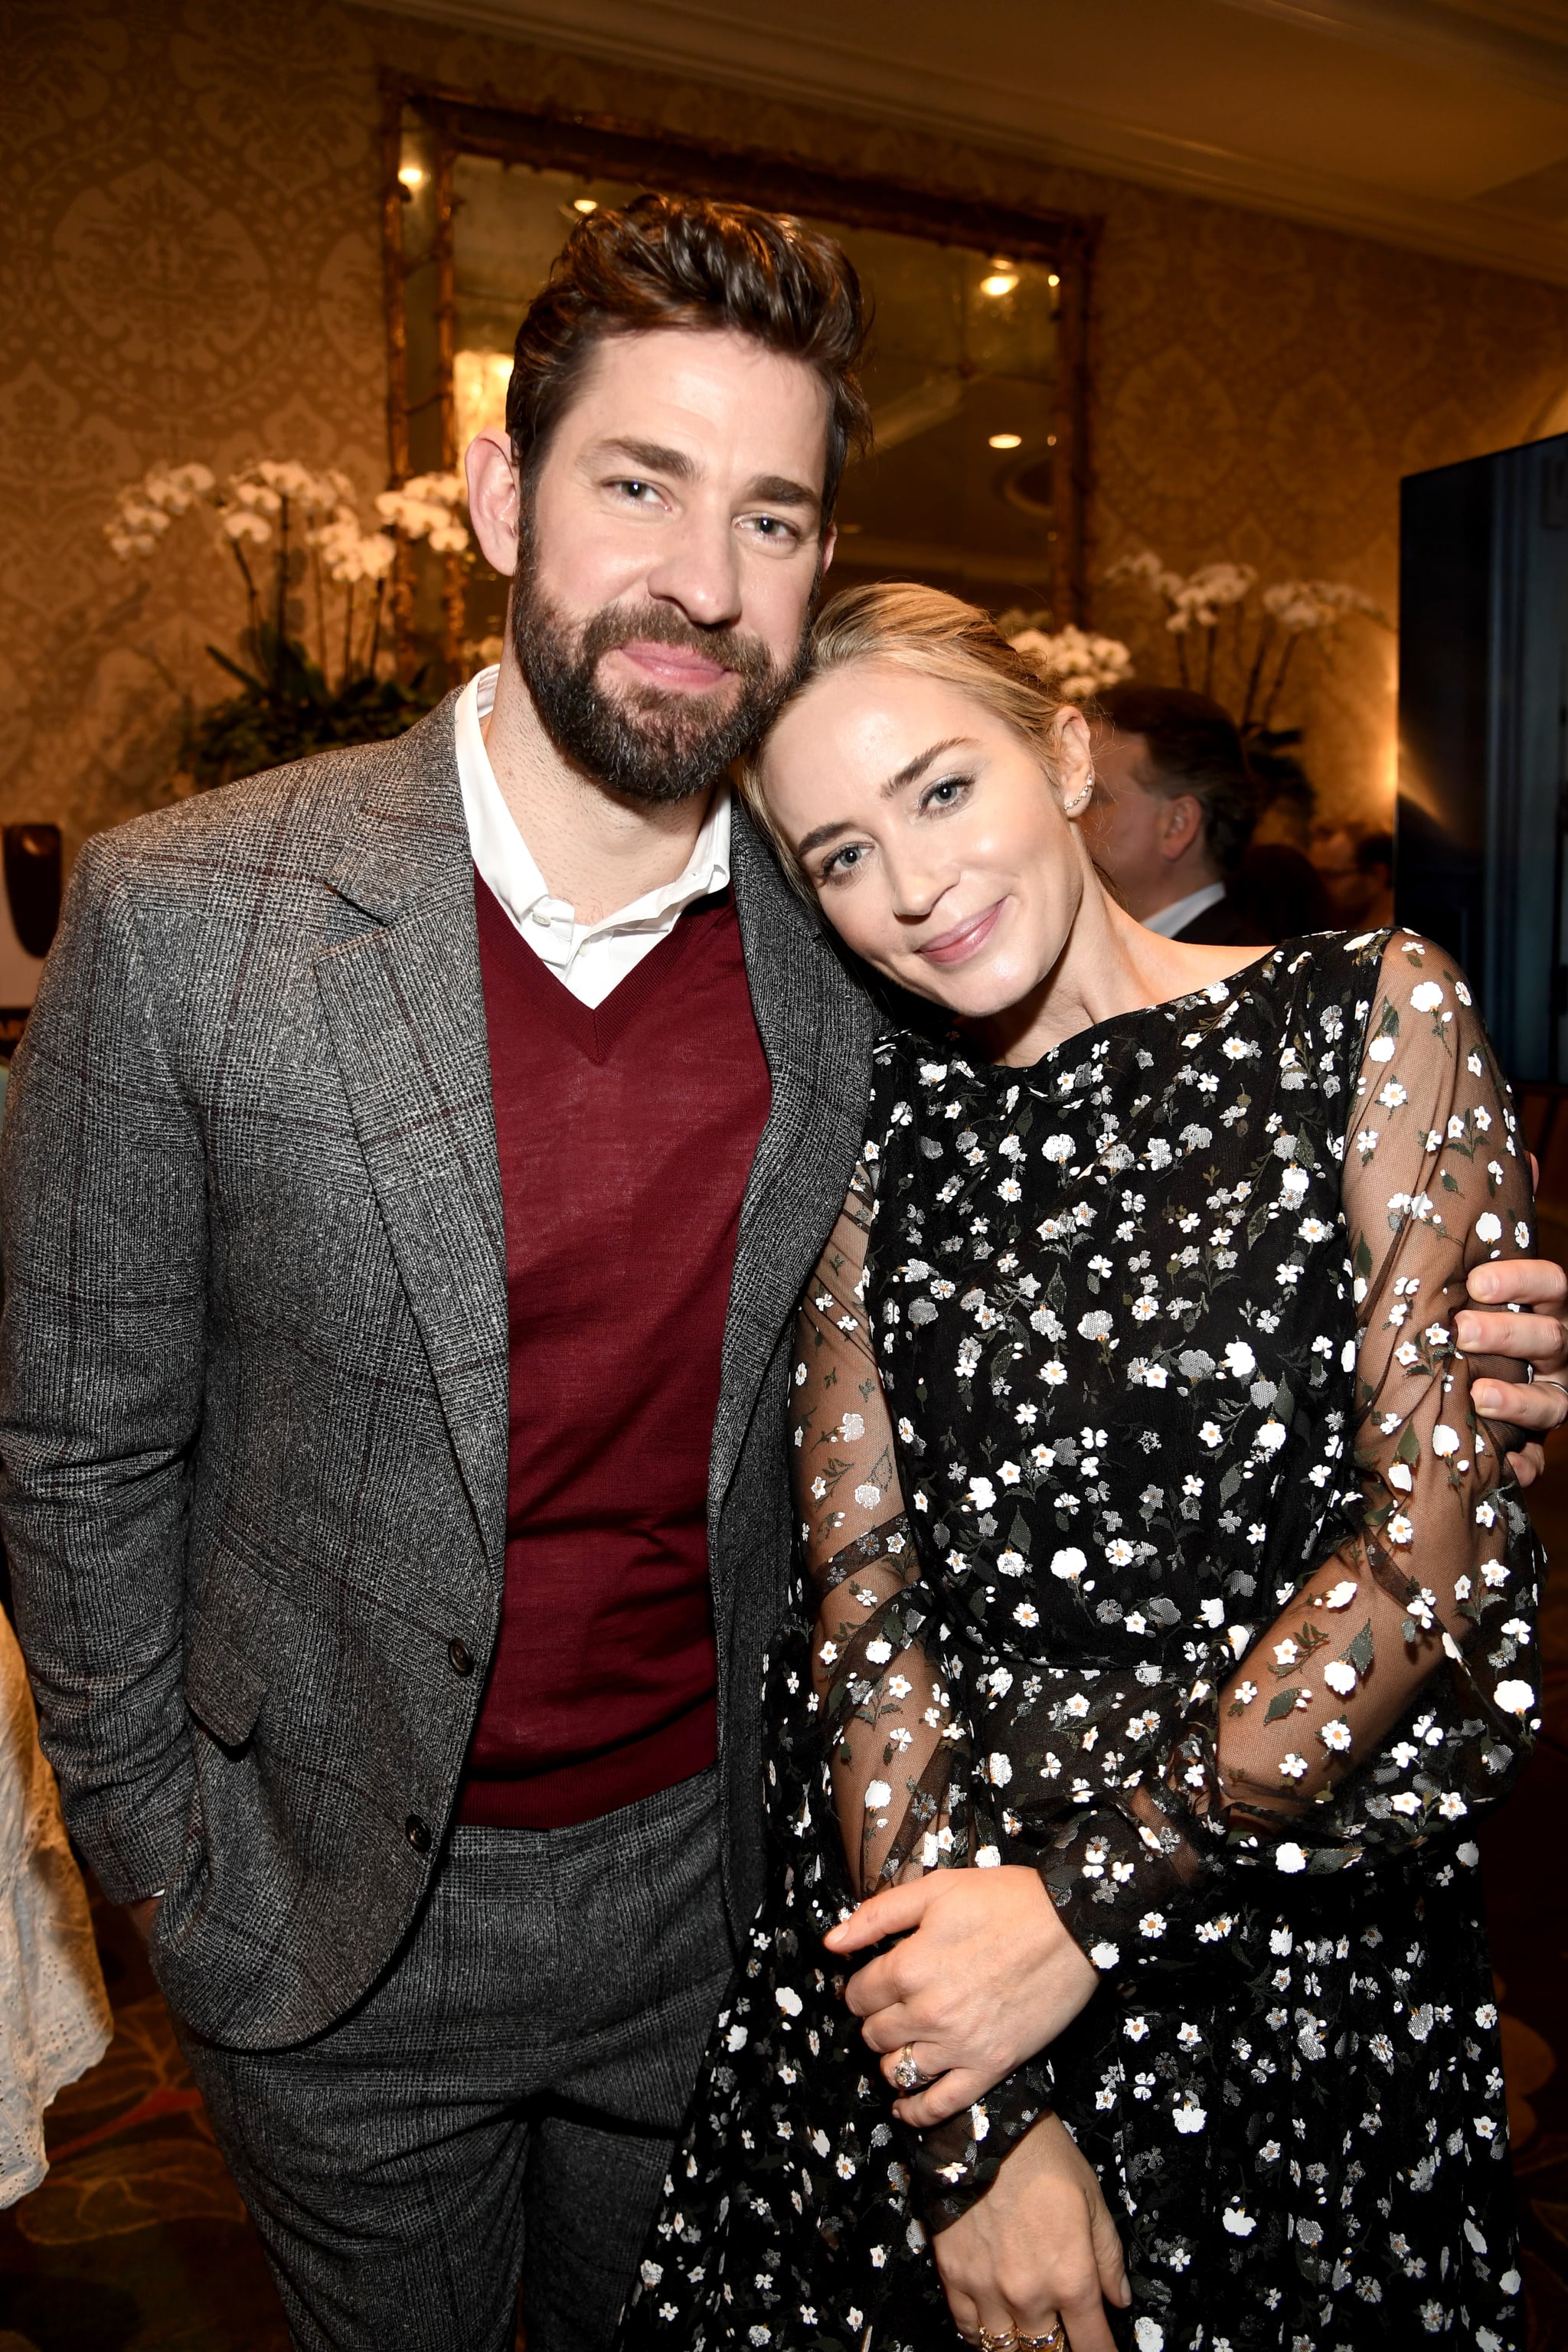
[893,2042,925,2092]
[1017,2331,1066,2351]
[978,2334,1018,2352]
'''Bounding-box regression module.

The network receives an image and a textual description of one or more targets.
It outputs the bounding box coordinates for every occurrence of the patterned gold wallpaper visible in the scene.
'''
[5,0,1568,855]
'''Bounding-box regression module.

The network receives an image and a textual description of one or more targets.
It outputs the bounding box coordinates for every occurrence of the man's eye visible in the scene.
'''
[611,479,660,503]
[748,514,800,544]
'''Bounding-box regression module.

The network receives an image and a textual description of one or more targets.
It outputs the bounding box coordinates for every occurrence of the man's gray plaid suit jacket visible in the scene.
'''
[0,694,877,2049]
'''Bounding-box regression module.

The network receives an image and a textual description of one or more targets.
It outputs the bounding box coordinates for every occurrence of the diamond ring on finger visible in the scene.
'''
[893,2042,930,2093]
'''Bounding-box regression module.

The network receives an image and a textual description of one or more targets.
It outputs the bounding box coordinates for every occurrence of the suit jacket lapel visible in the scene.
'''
[712,807,877,1518]
[314,699,510,1576]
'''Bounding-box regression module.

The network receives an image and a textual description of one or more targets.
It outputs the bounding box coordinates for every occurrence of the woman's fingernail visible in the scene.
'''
[1475,1384,1501,1411]
[1471,1268,1498,1299]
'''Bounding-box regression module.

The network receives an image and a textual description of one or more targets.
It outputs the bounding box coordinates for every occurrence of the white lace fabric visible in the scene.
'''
[0,1606,112,2206]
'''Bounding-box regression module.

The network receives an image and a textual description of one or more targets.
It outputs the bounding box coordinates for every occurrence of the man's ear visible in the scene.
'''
[1158,793,1204,862]
[819,520,837,578]
[466,430,521,576]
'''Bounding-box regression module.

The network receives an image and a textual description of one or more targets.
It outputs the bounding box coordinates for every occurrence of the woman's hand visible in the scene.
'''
[935,2111,1131,2351]
[822,1864,1099,2126]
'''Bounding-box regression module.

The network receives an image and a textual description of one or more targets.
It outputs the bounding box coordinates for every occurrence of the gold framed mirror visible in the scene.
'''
[381,78,1098,685]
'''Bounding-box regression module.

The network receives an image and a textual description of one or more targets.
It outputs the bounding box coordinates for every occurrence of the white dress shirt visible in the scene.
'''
[454,665,733,1011]
[1140,880,1227,939]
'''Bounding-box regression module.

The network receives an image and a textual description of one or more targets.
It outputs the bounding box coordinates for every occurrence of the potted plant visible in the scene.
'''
[108,460,471,787]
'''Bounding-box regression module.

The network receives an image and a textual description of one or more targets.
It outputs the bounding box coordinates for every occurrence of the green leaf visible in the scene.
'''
[1009,1512,1032,1551]
[1354,1236,1374,1279]
[1344,1619,1374,1674]
[204,643,265,691]
[1265,1688,1302,1723]
[1394,1422,1421,1465]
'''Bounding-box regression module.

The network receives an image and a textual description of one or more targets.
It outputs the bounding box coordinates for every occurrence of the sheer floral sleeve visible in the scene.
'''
[1020,933,1544,1974]
[793,1163,1054,2226]
[1210,930,1543,1845]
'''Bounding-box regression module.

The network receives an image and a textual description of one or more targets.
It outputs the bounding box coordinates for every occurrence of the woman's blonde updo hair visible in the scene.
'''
[739,580,1075,892]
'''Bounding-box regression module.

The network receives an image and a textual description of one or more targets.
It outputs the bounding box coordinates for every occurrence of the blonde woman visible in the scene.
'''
[623,584,1541,2352]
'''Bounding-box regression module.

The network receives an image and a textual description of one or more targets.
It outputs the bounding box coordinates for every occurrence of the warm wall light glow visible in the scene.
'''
[573,197,598,213]
[1047,273,1060,288]
[455,350,514,451]
[980,258,1018,298]
[988,432,1023,450]
[397,162,426,190]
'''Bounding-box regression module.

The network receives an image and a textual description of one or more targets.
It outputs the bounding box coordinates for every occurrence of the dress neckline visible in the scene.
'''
[920,939,1291,1081]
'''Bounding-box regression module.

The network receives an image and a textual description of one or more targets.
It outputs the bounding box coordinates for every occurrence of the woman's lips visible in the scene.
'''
[616,640,733,694]
[919,900,1005,968]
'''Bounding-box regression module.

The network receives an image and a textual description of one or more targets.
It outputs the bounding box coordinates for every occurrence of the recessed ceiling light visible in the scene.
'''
[980,258,1018,298]
[397,162,425,190]
[573,197,598,213]
[988,432,1023,450]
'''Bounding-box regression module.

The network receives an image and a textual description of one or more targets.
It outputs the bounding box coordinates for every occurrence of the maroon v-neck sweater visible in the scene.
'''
[459,874,773,1828]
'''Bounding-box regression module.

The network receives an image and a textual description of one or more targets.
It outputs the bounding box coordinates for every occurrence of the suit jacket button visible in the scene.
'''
[448,1638,473,1676]
[405,1815,431,1855]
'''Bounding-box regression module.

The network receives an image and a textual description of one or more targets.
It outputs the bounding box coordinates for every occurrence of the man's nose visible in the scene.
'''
[643,508,743,629]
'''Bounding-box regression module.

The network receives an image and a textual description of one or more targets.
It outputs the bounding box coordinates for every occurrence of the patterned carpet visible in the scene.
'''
[2,1457,1565,2351]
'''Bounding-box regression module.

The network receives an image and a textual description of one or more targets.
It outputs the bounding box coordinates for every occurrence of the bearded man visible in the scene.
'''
[3,196,1565,2352]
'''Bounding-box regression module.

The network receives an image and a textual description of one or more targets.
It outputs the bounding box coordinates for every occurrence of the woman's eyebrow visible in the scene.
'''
[793,739,975,860]
[880,737,971,798]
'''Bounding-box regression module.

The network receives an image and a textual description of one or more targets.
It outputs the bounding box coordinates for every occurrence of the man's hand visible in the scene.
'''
[934,2111,1131,2352]
[1458,1250,1567,1488]
[126,1896,161,1946]
[821,1865,1099,2126]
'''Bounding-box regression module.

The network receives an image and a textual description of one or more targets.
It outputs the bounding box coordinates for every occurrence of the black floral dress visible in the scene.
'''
[622,931,1543,2352]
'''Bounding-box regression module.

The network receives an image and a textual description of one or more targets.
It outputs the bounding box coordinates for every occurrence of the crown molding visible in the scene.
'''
[361,0,1568,283]
[1214,0,1568,105]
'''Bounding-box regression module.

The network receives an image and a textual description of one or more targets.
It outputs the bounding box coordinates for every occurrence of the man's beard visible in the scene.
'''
[511,571,805,807]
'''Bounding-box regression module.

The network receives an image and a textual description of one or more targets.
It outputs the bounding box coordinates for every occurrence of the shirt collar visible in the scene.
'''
[1140,880,1227,939]
[454,664,732,942]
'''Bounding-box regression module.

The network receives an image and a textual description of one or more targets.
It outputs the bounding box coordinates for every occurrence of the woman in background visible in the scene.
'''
[623,584,1541,2352]
[0,1600,111,2204]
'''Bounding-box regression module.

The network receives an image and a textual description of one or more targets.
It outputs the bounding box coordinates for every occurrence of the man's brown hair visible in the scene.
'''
[505,192,872,524]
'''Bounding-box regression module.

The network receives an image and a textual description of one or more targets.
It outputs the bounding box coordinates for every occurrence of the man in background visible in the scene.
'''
[1091,681,1263,941]
[1312,821,1396,929]
[1093,681,1333,942]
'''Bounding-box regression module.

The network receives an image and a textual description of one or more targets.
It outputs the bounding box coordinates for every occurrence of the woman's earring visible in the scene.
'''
[1060,773,1095,815]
